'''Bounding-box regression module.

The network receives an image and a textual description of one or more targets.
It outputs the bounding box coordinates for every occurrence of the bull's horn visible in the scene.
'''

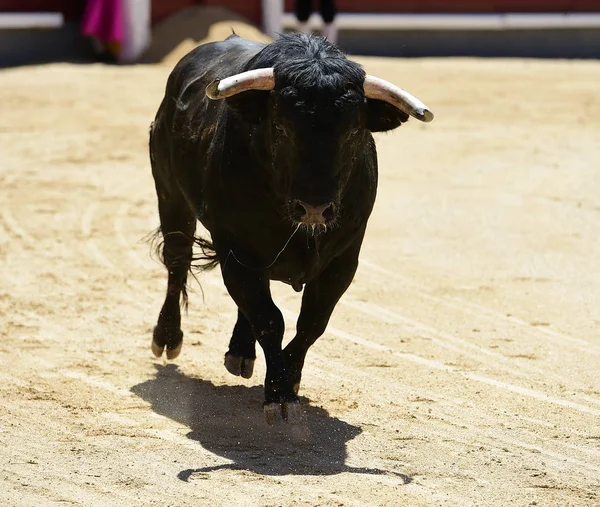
[364,75,434,123]
[206,68,275,99]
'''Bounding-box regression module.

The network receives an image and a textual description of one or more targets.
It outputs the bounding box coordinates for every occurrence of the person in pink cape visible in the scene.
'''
[81,0,151,63]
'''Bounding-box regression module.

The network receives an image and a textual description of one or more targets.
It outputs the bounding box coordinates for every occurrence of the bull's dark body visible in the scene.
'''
[150,33,409,420]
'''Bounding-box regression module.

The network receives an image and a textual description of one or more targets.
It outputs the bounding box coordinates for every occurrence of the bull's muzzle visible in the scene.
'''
[291,200,335,225]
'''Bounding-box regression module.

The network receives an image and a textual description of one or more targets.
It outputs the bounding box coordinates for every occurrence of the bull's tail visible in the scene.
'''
[191,233,220,272]
[148,227,219,269]
[146,227,219,308]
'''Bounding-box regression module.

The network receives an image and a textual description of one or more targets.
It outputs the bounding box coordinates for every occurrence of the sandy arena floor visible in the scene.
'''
[1,49,599,506]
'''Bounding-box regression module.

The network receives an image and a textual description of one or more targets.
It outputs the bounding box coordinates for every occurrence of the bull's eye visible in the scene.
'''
[349,128,359,137]
[274,123,287,136]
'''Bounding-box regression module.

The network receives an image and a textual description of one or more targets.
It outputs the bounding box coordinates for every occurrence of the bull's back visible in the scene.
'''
[150,36,265,210]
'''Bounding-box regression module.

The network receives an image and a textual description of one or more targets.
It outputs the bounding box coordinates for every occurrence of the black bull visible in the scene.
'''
[149,33,433,424]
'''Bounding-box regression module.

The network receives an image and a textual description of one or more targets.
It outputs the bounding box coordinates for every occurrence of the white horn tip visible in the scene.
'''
[417,108,434,123]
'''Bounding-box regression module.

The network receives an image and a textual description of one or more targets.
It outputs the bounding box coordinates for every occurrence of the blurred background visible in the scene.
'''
[1,0,600,67]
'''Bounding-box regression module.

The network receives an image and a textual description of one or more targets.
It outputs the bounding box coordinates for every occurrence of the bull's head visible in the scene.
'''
[205,36,433,232]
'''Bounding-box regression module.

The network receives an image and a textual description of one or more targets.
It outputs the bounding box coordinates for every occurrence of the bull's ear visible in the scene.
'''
[225,90,270,124]
[366,98,410,132]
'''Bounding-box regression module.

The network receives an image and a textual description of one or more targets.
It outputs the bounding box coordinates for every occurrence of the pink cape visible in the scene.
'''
[81,0,124,48]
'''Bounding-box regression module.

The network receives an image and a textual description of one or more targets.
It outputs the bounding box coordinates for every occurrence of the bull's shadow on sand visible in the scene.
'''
[131,364,411,482]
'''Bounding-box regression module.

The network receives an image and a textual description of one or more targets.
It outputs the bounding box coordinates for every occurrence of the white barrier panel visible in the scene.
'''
[281,12,600,31]
[0,12,64,29]
[262,0,284,37]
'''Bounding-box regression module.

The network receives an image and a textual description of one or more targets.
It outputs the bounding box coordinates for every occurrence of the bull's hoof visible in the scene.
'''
[151,339,165,358]
[166,341,183,360]
[152,327,183,360]
[224,354,255,379]
[263,400,303,425]
[151,339,183,359]
[284,400,303,422]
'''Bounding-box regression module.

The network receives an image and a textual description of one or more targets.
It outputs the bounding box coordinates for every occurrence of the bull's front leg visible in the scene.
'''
[218,253,299,424]
[224,310,256,379]
[284,230,365,395]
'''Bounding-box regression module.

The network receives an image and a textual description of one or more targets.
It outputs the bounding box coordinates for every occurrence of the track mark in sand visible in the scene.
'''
[29,357,227,457]
[301,341,600,475]
[0,208,93,294]
[313,346,600,466]
[580,394,600,407]
[1,209,35,247]
[2,370,160,504]
[341,297,600,397]
[322,322,600,417]
[467,373,600,417]
[0,202,92,285]
[0,373,30,388]
[343,297,517,360]
[81,202,116,269]
[114,202,149,269]
[0,221,8,247]
[360,258,600,353]
[444,420,600,476]
[63,370,134,398]
[279,307,600,468]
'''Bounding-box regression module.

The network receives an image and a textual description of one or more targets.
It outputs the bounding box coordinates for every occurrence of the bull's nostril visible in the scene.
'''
[292,200,307,220]
[322,204,335,222]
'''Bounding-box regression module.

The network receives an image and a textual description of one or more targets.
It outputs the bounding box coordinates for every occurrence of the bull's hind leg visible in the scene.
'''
[224,310,256,378]
[284,232,364,394]
[152,196,196,360]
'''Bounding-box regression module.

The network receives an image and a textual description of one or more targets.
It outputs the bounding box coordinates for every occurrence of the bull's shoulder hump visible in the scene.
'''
[174,36,266,74]
[166,37,266,95]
